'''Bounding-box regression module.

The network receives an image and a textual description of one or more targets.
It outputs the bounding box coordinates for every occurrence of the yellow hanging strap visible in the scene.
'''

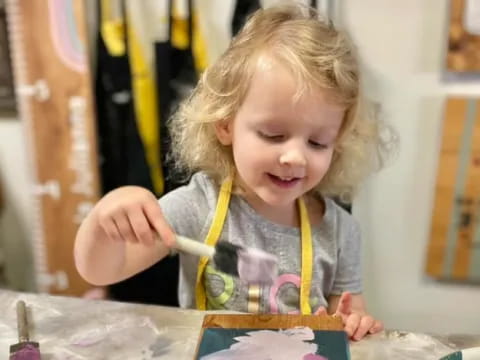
[100,0,126,56]
[195,178,233,310]
[191,5,208,73]
[171,0,208,74]
[171,0,189,50]
[126,4,164,195]
[298,197,313,315]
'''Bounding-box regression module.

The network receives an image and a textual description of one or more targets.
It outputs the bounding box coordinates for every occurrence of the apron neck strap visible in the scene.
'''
[195,178,313,315]
[298,197,313,315]
[195,177,233,309]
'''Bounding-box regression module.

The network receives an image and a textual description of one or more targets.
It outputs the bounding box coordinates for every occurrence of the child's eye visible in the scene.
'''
[308,140,328,149]
[258,131,284,142]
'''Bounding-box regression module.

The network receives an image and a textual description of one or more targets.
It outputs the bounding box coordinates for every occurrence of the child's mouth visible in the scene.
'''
[267,173,301,188]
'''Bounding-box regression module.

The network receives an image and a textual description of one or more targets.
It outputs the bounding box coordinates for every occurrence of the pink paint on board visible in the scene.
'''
[304,354,328,360]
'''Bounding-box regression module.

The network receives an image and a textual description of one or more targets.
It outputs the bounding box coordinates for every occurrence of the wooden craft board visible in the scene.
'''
[426,98,480,283]
[447,0,480,72]
[195,314,348,360]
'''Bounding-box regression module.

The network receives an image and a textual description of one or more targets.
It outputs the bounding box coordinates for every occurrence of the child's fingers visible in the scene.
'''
[368,320,384,334]
[128,207,154,246]
[335,291,352,317]
[314,306,327,315]
[114,212,138,243]
[344,313,360,338]
[101,218,122,242]
[352,315,374,341]
[143,201,175,247]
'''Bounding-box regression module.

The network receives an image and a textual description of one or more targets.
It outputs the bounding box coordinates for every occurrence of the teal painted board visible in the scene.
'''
[196,327,350,360]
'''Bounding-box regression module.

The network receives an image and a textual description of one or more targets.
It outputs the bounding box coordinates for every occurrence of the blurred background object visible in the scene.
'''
[448,0,480,72]
[0,0,15,114]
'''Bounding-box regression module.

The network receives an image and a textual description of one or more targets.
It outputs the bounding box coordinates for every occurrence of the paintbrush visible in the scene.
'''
[175,235,278,284]
[9,300,41,360]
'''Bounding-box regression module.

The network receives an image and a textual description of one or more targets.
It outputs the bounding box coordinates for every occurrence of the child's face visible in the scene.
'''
[216,57,345,207]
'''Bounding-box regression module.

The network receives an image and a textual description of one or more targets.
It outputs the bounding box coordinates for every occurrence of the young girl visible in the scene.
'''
[75,4,392,341]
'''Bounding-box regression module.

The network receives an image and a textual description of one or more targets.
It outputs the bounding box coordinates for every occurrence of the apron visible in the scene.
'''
[195,178,314,315]
[154,0,207,193]
[96,0,154,195]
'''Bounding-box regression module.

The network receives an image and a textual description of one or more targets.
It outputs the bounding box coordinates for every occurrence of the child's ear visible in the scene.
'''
[214,119,233,145]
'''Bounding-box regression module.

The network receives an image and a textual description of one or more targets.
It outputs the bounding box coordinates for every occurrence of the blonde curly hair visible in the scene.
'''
[169,3,395,201]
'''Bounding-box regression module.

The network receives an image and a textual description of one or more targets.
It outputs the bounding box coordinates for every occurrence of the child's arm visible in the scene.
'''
[327,292,383,341]
[74,186,175,286]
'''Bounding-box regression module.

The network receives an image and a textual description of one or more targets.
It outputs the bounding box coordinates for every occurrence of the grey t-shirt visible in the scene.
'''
[159,172,362,313]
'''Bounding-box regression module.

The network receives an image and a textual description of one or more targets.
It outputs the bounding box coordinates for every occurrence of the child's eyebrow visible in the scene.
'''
[310,126,340,140]
[248,114,284,126]
[252,121,286,133]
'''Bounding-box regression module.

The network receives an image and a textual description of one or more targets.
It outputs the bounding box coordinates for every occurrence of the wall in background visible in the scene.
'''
[0,117,35,291]
[343,0,480,334]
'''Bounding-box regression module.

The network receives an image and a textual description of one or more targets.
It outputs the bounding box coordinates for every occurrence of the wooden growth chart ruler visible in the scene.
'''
[6,0,100,295]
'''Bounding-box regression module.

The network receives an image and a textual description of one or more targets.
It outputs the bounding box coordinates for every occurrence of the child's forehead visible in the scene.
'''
[249,54,298,93]
[237,58,345,128]
[248,54,343,108]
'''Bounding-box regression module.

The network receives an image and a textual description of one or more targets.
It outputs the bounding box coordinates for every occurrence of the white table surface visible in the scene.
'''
[0,289,478,360]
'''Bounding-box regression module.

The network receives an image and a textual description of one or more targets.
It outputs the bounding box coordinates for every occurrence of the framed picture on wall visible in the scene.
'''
[447,0,480,72]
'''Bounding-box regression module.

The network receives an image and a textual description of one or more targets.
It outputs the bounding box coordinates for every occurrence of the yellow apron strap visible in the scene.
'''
[195,178,233,310]
[195,179,313,314]
[298,197,313,315]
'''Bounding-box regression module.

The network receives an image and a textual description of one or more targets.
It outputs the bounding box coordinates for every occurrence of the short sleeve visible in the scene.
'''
[158,173,216,241]
[330,215,362,295]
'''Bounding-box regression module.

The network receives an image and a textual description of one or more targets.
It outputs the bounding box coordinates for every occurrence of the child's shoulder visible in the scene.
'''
[158,172,220,234]
[315,197,362,249]
[322,196,360,232]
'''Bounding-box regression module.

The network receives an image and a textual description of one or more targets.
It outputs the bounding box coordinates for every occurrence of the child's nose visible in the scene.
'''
[279,147,307,167]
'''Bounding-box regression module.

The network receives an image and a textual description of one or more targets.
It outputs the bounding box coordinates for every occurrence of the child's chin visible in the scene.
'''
[258,193,298,207]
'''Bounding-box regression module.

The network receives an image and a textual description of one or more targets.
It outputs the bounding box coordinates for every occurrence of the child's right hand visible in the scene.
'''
[92,186,176,248]
[75,186,176,285]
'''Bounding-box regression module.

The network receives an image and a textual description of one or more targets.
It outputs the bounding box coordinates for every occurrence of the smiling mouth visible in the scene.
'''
[267,173,301,188]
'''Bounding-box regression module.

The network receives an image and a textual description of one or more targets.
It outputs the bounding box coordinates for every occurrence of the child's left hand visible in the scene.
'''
[329,291,383,341]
